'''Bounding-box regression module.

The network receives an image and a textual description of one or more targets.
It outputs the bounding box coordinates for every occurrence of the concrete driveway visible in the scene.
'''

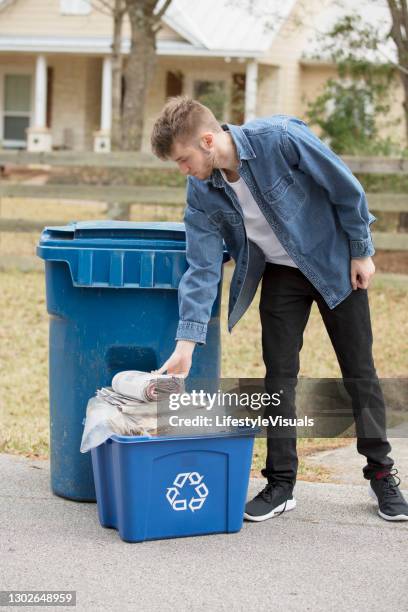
[0,452,407,612]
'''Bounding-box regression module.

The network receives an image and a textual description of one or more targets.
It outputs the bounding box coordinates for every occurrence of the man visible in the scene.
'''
[150,95,408,522]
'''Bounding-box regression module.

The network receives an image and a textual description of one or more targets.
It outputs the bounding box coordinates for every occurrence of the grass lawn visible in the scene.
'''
[1,191,407,480]
[1,264,406,481]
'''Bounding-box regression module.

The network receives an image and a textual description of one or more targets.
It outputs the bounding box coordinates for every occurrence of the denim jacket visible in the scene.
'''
[175,115,376,345]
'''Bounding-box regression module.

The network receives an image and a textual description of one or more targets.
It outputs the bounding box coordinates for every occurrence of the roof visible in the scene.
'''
[159,0,297,56]
[0,0,296,58]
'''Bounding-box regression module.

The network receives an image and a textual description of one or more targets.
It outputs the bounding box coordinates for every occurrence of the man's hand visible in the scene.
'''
[350,256,375,290]
[153,340,196,377]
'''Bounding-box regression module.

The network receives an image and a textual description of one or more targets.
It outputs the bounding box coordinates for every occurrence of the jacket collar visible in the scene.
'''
[206,123,256,188]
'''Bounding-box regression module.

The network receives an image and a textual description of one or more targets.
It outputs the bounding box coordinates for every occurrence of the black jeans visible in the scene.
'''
[259,263,393,486]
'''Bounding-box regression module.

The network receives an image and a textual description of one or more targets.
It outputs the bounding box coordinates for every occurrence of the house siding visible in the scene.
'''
[0,0,179,41]
[50,55,89,150]
[0,0,405,150]
[141,56,242,151]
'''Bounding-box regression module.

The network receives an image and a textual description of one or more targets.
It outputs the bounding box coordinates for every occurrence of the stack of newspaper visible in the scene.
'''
[80,370,186,452]
[96,370,185,415]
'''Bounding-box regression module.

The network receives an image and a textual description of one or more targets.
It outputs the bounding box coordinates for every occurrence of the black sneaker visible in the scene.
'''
[369,469,408,522]
[244,482,296,522]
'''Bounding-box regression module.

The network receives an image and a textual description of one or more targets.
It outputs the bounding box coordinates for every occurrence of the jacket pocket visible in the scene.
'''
[209,209,242,227]
[263,173,306,221]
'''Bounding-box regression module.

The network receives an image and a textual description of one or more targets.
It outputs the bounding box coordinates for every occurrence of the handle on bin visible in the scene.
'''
[39,247,188,289]
[139,252,155,288]
[37,245,229,289]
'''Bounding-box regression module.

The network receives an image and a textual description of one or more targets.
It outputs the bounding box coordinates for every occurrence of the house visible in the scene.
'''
[0,0,403,152]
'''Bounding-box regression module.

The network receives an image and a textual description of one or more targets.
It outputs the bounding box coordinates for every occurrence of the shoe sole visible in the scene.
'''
[368,484,408,522]
[244,498,296,522]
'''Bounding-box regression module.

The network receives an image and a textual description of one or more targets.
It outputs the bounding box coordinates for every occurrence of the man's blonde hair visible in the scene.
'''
[151,95,222,160]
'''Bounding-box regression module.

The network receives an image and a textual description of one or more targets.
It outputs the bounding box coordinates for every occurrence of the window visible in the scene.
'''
[3,74,31,148]
[166,71,183,99]
[60,0,91,15]
[231,73,245,124]
[193,80,226,121]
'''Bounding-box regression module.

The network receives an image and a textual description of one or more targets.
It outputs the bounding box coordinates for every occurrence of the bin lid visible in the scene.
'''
[36,220,230,288]
[38,220,187,249]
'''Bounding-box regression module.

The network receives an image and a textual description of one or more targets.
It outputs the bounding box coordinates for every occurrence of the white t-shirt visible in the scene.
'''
[220,169,298,268]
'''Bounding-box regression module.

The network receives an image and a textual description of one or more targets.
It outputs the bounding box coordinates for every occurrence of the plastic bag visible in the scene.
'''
[80,395,158,453]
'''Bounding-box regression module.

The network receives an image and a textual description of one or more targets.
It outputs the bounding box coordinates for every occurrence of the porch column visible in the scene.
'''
[94,56,112,152]
[27,54,52,152]
[244,60,258,122]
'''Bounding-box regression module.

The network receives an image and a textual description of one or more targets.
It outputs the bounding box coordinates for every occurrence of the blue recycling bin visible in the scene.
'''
[36,221,230,502]
[91,429,256,542]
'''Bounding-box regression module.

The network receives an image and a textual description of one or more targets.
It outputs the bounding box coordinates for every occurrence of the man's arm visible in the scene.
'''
[282,119,376,259]
[175,197,224,345]
[155,179,224,376]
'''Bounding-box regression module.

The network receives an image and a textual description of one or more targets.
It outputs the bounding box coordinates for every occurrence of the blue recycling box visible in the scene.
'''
[36,221,230,502]
[91,429,255,542]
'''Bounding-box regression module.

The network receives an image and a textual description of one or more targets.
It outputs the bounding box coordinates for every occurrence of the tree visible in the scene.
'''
[111,0,127,149]
[310,2,408,147]
[305,10,400,154]
[306,79,396,155]
[386,1,408,142]
[93,0,172,150]
[91,0,127,149]
[122,0,172,150]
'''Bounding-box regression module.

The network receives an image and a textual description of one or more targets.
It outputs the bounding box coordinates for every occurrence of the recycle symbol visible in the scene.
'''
[166,471,209,512]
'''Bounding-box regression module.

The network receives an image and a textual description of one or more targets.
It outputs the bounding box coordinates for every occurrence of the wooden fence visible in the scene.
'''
[0,151,407,255]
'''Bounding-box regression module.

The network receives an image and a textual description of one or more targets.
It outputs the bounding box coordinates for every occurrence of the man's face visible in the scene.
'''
[170,134,215,180]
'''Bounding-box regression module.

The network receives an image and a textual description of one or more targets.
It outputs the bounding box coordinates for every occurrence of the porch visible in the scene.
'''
[0,52,278,152]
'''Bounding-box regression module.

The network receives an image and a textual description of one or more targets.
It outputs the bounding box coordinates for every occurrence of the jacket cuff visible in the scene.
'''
[175,320,207,345]
[349,235,375,258]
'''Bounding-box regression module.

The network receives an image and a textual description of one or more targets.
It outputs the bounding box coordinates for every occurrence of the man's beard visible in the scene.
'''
[200,149,216,179]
